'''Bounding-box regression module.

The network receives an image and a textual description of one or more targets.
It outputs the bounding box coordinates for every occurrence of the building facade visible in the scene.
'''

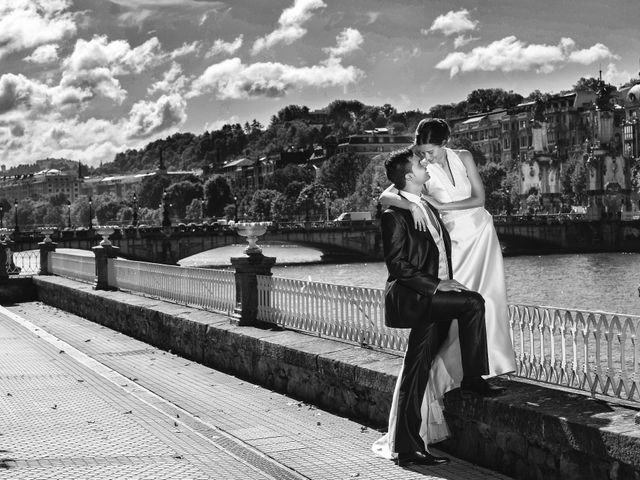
[0,169,82,203]
[335,128,412,157]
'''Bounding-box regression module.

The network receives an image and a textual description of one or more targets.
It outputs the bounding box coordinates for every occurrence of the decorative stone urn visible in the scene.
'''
[95,226,115,246]
[38,226,56,243]
[233,221,271,255]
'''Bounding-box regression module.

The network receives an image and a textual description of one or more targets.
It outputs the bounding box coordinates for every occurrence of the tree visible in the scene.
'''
[349,154,388,212]
[185,198,204,222]
[48,192,69,207]
[467,88,523,112]
[248,189,280,220]
[296,183,334,221]
[316,152,369,198]
[138,174,171,209]
[479,163,507,213]
[93,193,122,224]
[263,163,314,192]
[203,175,232,217]
[165,180,203,219]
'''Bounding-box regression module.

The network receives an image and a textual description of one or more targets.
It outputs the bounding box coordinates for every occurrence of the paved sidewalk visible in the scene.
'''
[0,302,514,480]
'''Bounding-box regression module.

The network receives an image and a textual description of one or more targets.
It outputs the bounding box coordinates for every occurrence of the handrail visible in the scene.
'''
[257,275,640,403]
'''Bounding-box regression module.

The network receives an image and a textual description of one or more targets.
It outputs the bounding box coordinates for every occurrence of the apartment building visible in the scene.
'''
[0,169,82,202]
[335,128,412,157]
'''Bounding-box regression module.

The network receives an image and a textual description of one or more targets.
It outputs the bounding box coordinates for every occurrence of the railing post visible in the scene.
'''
[38,229,57,275]
[92,227,119,290]
[231,252,276,326]
[92,244,119,290]
[0,236,9,283]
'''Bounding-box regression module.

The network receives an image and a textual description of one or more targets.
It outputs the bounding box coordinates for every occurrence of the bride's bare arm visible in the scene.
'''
[379,184,428,231]
[423,150,485,211]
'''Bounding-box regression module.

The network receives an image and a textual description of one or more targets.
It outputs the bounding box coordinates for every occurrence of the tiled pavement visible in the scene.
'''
[0,302,514,480]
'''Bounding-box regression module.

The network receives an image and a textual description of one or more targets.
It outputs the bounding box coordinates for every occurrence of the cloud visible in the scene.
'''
[0,74,52,116]
[59,35,168,104]
[0,0,77,60]
[24,44,60,64]
[204,115,240,132]
[125,94,187,138]
[64,35,165,76]
[170,41,202,59]
[453,35,477,49]
[207,35,243,58]
[568,43,618,65]
[324,28,363,58]
[365,12,379,25]
[189,57,362,100]
[602,62,634,86]
[147,62,190,95]
[251,0,326,55]
[436,36,618,77]
[426,9,478,36]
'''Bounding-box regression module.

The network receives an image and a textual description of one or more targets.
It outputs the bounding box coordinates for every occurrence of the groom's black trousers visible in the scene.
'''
[394,289,489,454]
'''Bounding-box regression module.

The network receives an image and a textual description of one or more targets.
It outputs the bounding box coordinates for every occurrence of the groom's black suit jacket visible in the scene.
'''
[381,203,453,329]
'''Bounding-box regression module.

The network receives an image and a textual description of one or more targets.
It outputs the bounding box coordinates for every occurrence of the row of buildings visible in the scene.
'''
[1,79,640,220]
[449,81,640,219]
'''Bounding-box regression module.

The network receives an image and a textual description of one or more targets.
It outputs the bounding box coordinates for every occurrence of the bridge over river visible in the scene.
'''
[7,216,640,264]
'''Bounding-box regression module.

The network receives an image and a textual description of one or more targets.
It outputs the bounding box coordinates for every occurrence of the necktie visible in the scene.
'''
[420,198,441,235]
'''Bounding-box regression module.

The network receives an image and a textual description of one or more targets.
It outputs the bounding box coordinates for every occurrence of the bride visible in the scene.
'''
[373,118,516,457]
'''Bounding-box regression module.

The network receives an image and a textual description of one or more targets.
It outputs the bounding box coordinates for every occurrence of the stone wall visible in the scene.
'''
[33,276,640,480]
[0,278,37,304]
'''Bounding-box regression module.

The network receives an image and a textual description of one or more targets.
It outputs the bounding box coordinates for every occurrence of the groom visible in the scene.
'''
[381,148,498,467]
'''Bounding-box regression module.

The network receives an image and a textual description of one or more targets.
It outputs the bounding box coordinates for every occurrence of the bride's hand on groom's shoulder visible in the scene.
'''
[409,203,428,232]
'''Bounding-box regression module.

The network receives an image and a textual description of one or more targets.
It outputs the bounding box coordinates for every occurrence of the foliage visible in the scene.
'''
[165,180,203,219]
[203,175,232,217]
[316,152,369,198]
[263,164,314,192]
[478,162,507,213]
[348,154,389,212]
[138,174,171,209]
[185,198,205,222]
[466,88,523,113]
[559,155,588,205]
[248,189,280,220]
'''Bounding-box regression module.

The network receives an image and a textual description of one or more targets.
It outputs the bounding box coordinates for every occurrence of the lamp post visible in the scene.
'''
[0,205,3,228]
[161,190,171,228]
[88,196,93,230]
[304,194,312,222]
[234,195,238,222]
[67,201,71,228]
[200,198,205,221]
[132,193,138,227]
[13,199,18,234]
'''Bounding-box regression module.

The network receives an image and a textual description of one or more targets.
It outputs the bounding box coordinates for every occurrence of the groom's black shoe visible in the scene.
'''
[396,451,450,467]
[460,377,505,396]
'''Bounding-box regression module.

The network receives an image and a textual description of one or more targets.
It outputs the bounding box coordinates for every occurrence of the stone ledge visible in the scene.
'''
[0,277,37,304]
[33,275,640,480]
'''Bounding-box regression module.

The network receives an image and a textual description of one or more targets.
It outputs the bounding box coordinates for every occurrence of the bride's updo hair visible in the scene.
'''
[415,118,451,146]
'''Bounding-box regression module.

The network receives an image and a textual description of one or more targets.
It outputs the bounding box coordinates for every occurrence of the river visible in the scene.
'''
[179,242,640,316]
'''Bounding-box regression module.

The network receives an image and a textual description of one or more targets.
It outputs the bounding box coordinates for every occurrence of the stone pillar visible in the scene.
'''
[38,240,58,275]
[92,244,120,290]
[0,238,9,283]
[230,252,276,326]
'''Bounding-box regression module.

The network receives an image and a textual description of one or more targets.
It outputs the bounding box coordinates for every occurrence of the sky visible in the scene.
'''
[1,0,639,169]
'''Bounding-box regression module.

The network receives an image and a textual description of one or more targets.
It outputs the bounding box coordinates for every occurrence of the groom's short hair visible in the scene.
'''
[385,148,414,190]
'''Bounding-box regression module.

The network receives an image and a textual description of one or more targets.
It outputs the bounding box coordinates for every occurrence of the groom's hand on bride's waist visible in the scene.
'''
[435,279,469,292]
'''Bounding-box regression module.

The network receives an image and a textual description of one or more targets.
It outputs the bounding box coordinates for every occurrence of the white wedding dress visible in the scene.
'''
[373,148,516,458]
